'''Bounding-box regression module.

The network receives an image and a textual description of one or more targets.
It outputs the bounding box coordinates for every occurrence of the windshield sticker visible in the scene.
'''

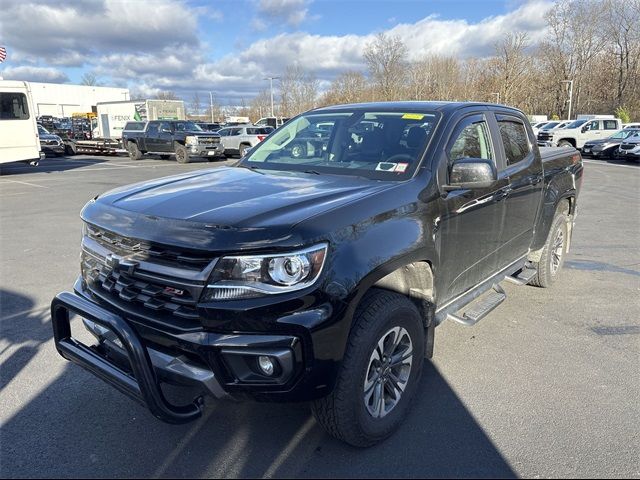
[376,162,398,172]
[395,163,409,173]
[402,113,425,120]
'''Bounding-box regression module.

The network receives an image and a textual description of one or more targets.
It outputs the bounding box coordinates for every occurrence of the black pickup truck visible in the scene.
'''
[52,102,582,446]
[122,120,224,163]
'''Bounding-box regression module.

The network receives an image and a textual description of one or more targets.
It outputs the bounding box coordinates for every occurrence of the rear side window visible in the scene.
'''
[498,119,531,166]
[448,115,494,162]
[246,127,271,135]
[0,92,30,120]
[124,121,146,131]
[603,120,618,130]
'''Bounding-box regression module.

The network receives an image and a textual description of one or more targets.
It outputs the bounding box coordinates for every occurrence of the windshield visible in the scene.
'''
[565,119,588,129]
[241,109,440,180]
[174,121,202,132]
[541,122,560,130]
[610,129,638,140]
[38,125,50,135]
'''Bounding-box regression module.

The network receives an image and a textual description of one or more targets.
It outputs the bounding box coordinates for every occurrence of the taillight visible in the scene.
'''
[257,135,266,142]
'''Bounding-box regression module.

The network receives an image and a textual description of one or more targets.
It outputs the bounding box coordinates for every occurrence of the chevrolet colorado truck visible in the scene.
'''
[122,120,224,163]
[51,102,583,447]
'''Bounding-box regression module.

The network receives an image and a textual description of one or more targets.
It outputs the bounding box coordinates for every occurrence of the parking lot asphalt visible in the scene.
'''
[0,154,639,478]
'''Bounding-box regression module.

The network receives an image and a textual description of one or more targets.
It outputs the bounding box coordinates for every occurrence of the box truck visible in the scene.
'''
[93,100,186,139]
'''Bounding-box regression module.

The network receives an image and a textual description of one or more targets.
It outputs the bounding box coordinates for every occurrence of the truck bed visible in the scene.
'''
[539,146,577,163]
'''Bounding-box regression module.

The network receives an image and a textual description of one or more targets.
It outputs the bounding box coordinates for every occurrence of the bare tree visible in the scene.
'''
[279,64,319,116]
[320,71,371,106]
[80,72,100,86]
[363,33,408,100]
[490,32,531,105]
[190,92,202,117]
[155,91,180,100]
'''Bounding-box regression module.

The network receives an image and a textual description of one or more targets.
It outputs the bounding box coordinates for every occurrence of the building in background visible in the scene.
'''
[27,82,130,117]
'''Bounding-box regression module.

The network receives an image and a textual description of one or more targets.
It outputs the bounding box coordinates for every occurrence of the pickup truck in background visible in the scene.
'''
[122,120,224,163]
[217,125,271,157]
[51,101,582,447]
[539,116,622,149]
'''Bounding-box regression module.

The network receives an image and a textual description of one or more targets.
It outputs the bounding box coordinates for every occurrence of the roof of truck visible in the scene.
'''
[313,101,523,115]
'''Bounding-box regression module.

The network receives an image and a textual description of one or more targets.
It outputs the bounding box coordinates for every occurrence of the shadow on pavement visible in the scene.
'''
[0,157,109,176]
[564,259,640,278]
[0,295,516,479]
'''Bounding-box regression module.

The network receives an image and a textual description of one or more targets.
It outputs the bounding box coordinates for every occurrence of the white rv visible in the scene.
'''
[0,80,45,166]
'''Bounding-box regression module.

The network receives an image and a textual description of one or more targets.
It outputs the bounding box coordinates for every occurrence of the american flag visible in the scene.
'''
[0,47,6,63]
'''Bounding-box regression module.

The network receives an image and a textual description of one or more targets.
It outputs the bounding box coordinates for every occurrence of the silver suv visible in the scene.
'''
[217,126,272,157]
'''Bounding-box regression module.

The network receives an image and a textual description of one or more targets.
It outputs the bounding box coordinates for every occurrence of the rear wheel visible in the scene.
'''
[239,144,250,157]
[531,210,568,288]
[312,289,425,447]
[175,144,190,164]
[127,141,142,160]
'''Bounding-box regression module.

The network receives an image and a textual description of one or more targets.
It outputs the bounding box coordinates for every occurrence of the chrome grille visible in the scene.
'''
[620,143,635,150]
[197,136,221,145]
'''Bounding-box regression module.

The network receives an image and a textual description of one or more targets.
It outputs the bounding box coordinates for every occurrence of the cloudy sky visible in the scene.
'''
[0,0,554,104]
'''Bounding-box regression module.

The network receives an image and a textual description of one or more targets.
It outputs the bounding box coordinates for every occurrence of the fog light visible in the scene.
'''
[258,355,275,376]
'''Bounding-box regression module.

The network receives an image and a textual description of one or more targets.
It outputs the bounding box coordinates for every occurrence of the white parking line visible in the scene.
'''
[0,179,49,188]
[583,160,640,170]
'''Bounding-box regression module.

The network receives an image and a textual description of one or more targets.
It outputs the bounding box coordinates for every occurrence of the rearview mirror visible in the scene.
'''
[445,158,497,190]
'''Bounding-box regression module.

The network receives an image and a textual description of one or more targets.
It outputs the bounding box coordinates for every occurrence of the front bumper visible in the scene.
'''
[616,149,640,159]
[189,143,225,157]
[50,278,333,422]
[41,144,65,155]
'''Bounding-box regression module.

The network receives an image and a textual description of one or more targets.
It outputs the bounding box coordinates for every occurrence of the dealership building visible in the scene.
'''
[27,82,130,117]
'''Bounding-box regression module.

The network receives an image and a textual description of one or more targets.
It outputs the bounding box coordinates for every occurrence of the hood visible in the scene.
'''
[82,166,396,252]
[584,139,608,146]
[39,133,61,141]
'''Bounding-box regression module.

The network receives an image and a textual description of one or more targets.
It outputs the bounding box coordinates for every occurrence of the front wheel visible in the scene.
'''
[175,144,190,164]
[312,289,425,447]
[531,210,568,287]
[557,140,573,148]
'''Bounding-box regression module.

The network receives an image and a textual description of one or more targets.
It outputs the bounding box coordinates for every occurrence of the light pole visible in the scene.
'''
[562,80,573,120]
[491,92,500,104]
[209,91,214,123]
[264,76,280,117]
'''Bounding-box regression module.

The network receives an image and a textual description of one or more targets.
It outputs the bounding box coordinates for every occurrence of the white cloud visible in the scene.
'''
[256,0,311,27]
[1,66,70,83]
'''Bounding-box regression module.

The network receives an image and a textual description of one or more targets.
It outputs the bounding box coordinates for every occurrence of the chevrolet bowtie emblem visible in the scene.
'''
[105,254,139,275]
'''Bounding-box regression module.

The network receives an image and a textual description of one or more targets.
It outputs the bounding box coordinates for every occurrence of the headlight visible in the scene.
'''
[185,136,198,145]
[203,243,328,301]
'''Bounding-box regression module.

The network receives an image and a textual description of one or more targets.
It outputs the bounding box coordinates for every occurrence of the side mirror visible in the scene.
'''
[445,157,497,190]
[581,126,588,133]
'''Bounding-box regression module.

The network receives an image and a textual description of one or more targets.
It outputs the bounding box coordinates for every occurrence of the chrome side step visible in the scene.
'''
[446,284,507,326]
[505,266,538,286]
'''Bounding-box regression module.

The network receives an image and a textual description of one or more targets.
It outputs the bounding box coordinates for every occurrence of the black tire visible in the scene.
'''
[312,289,425,447]
[290,142,307,158]
[127,141,142,160]
[530,209,569,288]
[239,144,250,157]
[65,143,77,156]
[175,144,190,164]
[558,140,573,148]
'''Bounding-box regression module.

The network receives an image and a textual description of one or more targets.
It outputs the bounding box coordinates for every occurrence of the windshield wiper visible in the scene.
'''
[236,163,264,174]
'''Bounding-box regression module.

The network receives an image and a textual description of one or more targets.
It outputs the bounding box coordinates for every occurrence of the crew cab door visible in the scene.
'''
[494,114,543,264]
[436,112,510,303]
[156,122,174,152]
[143,121,160,151]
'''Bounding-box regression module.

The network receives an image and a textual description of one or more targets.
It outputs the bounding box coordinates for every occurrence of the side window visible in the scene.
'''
[218,129,228,137]
[497,119,531,166]
[448,115,494,162]
[603,120,618,130]
[159,122,172,132]
[586,120,599,131]
[0,93,30,120]
[146,123,159,135]
[230,128,241,136]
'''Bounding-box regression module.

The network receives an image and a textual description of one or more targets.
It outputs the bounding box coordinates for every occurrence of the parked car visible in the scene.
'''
[539,116,622,149]
[217,125,271,157]
[582,128,640,158]
[617,133,640,162]
[254,116,290,129]
[531,121,551,137]
[37,124,65,156]
[195,122,222,132]
[51,101,583,447]
[122,120,224,163]
[622,122,640,129]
